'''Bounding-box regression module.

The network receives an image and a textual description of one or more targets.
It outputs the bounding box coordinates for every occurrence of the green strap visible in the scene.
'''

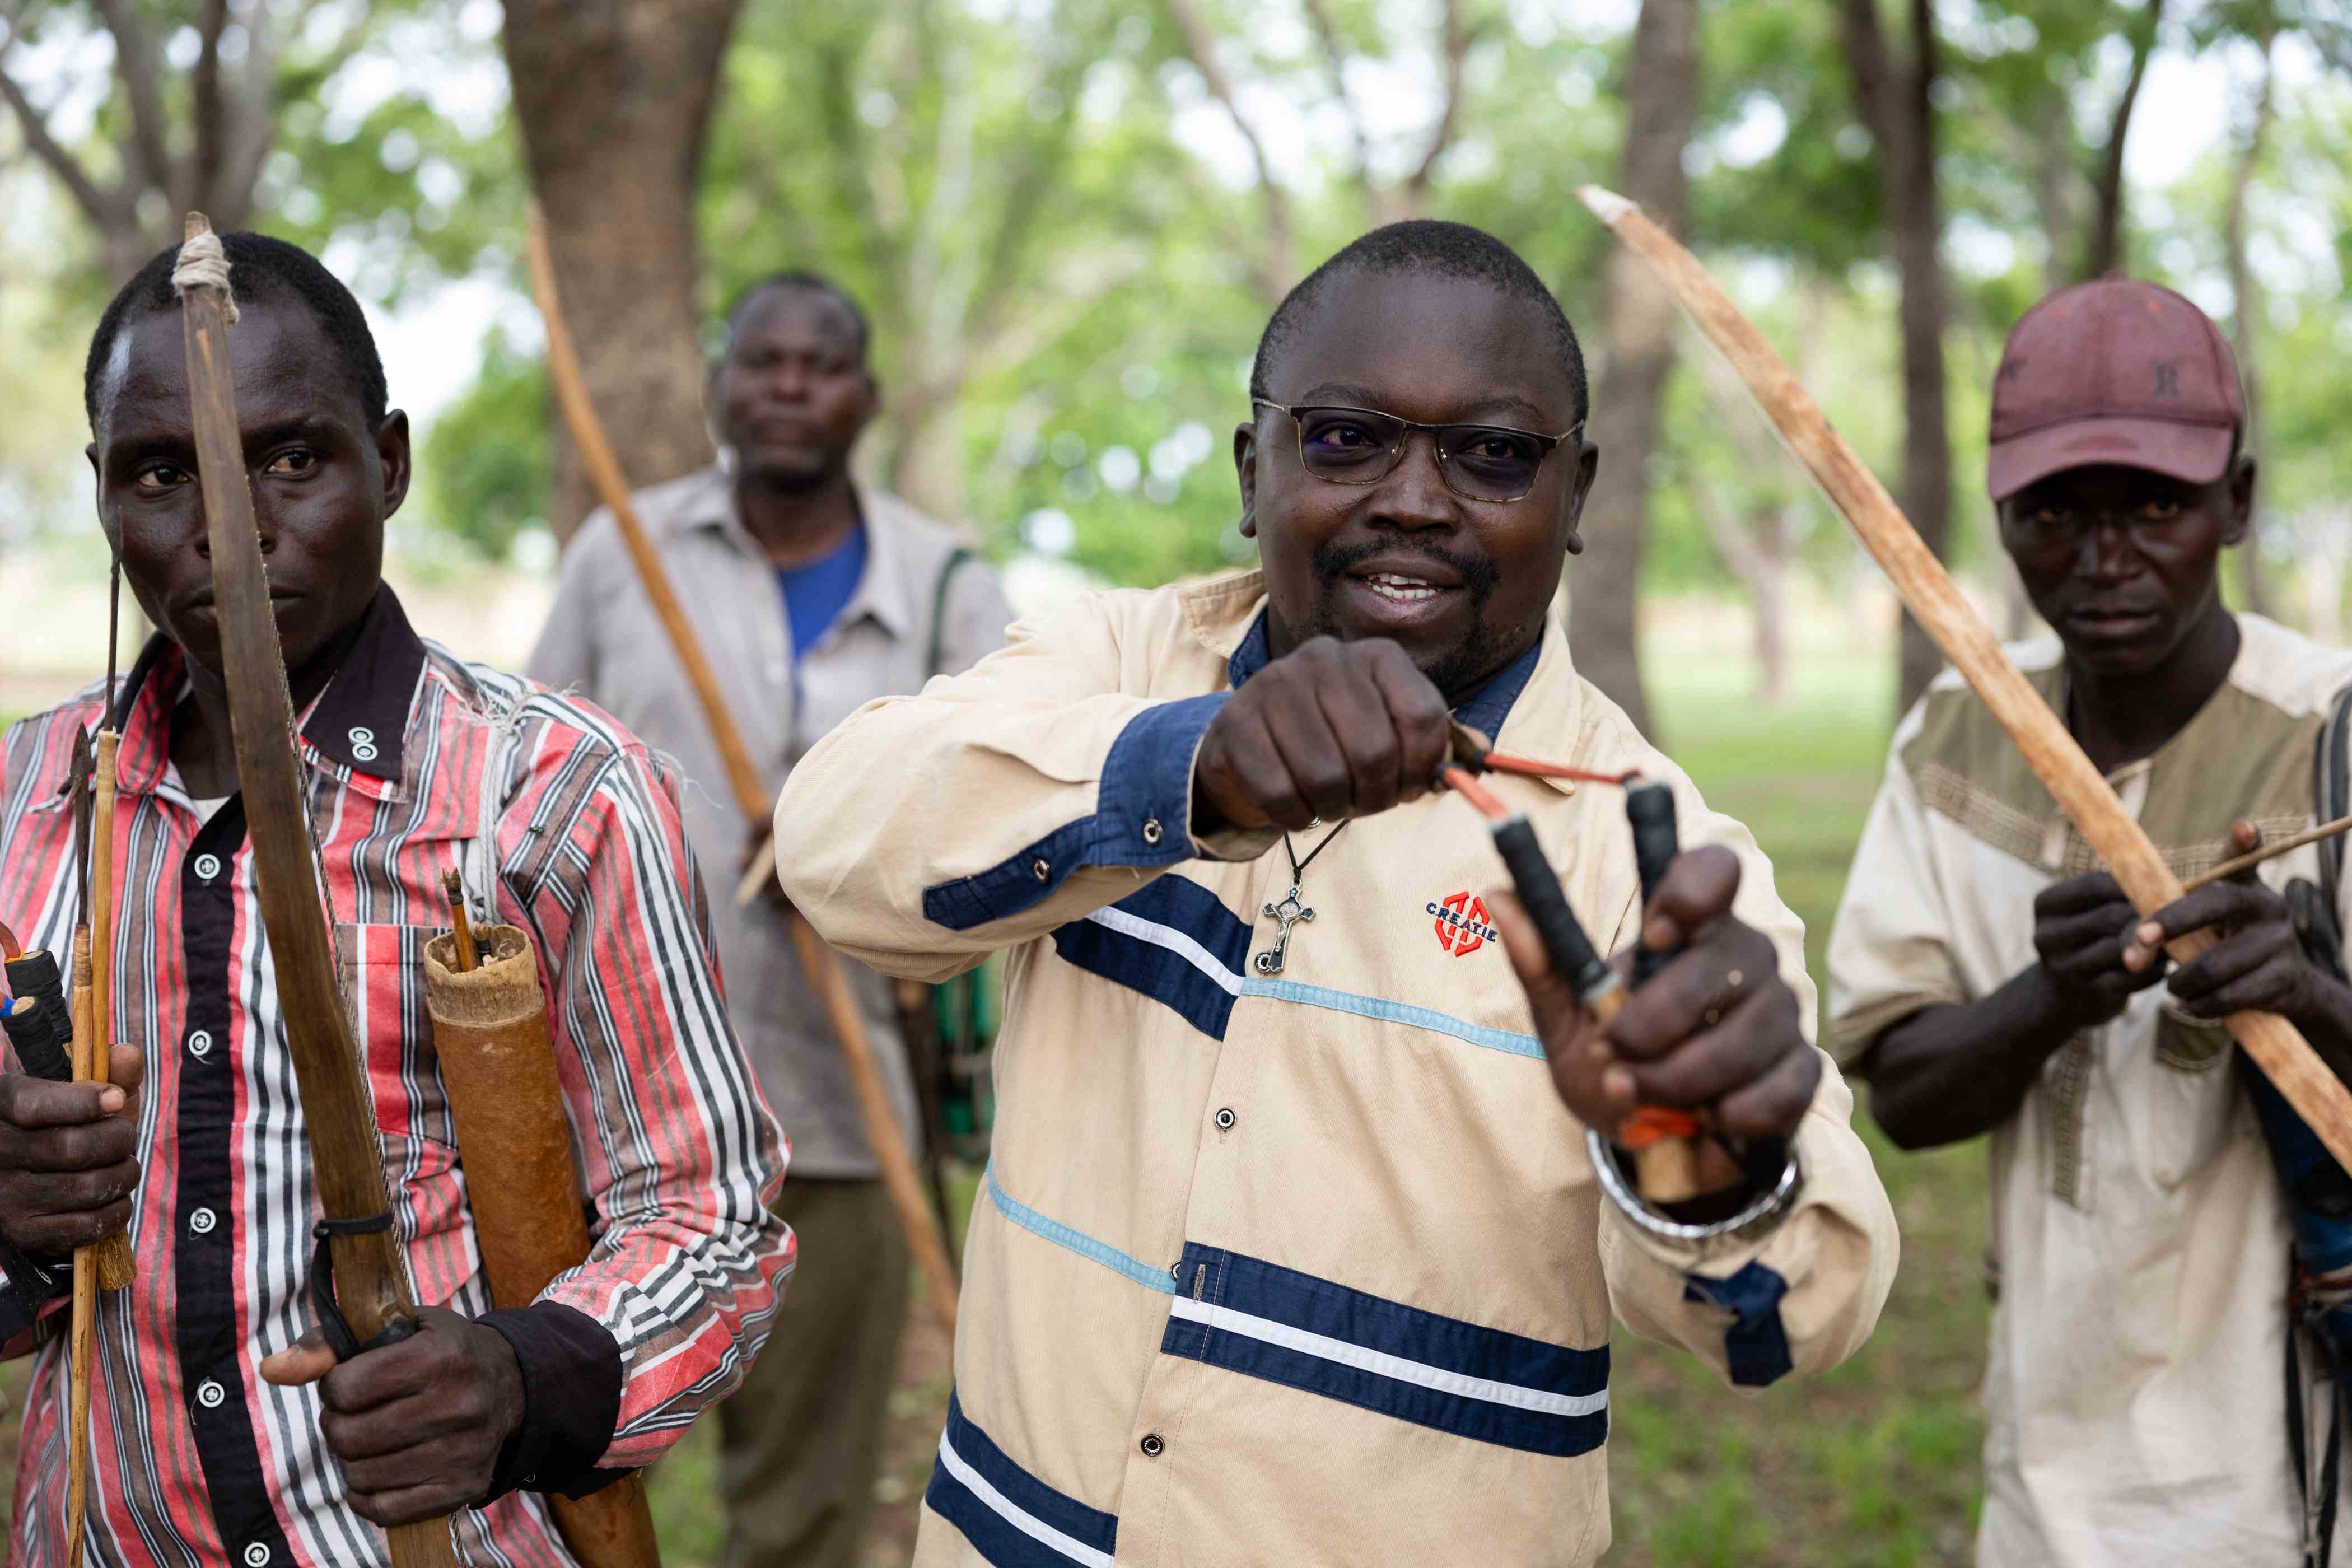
[927,547,976,680]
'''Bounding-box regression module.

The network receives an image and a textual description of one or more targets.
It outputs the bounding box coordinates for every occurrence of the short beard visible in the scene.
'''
[1299,536,1507,698]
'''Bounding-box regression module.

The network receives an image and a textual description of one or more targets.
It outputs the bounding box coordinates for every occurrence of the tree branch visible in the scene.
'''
[1162,0,1293,304]
[2083,0,2167,279]
[1401,0,1469,216]
[192,0,230,212]
[90,0,174,198]
[0,39,119,231]
[1299,0,1378,214]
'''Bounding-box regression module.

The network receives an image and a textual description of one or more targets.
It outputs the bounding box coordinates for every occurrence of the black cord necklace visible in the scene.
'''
[1253,820,1348,976]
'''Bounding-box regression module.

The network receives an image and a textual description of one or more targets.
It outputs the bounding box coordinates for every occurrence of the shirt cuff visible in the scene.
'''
[1101,693,1279,865]
[0,1239,70,1342]
[477,1301,627,1501]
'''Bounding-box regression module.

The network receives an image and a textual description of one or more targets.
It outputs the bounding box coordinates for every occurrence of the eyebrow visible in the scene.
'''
[1287,384,1559,428]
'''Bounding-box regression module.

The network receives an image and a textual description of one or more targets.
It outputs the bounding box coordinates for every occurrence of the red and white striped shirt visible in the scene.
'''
[0,589,792,1567]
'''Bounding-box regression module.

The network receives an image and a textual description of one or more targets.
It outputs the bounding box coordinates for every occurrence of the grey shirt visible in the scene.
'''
[528,464,1014,1177]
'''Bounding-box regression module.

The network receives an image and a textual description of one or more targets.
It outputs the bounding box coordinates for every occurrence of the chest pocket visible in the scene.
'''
[338,920,479,1308]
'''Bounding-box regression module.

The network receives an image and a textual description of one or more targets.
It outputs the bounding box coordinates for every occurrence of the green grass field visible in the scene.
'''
[0,621,1999,1565]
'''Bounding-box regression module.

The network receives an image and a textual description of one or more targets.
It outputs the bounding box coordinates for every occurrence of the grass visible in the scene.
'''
[0,610,1999,1564]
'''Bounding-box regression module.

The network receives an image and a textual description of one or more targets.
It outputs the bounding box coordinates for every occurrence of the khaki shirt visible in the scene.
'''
[777,571,1898,1566]
[529,465,1014,1176]
[1828,614,2352,1567]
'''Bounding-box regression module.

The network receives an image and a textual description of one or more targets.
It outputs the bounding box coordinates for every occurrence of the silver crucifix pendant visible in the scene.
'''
[1254,885,1314,975]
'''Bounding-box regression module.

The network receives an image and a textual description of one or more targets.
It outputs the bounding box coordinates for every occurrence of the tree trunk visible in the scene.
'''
[2082,0,2167,281]
[503,0,746,542]
[1844,0,1953,715]
[1566,0,1698,739]
[2225,16,2276,615]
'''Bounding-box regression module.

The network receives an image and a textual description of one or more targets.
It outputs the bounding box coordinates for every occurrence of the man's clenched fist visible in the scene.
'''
[1193,636,1453,834]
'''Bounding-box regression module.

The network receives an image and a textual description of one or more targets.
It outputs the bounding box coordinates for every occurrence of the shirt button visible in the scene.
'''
[197,1380,226,1410]
[1031,858,1052,883]
[243,1544,272,1567]
[351,743,379,763]
[1141,818,1164,846]
[189,1207,217,1236]
[1139,1433,1165,1458]
[1214,1107,1236,1131]
[347,726,375,748]
[193,853,222,883]
[188,1030,213,1060]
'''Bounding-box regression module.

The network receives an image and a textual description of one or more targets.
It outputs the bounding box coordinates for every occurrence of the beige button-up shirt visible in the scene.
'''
[777,571,1897,1566]
[1829,614,2352,1566]
[529,464,1014,1176]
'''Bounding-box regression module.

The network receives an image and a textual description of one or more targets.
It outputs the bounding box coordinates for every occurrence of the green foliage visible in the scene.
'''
[417,325,547,561]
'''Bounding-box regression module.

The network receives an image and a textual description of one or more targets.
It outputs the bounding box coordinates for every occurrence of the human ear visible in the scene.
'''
[2222,453,2257,547]
[1559,440,1599,557]
[1234,422,1259,540]
[375,410,413,519]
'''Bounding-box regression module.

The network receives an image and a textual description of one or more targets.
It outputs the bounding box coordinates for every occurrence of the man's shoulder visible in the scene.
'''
[419,643,669,780]
[2227,614,2352,720]
[3,682,110,782]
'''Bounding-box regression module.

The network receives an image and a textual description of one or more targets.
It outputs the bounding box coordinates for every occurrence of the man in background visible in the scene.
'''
[529,271,1013,1568]
[1830,277,2352,1564]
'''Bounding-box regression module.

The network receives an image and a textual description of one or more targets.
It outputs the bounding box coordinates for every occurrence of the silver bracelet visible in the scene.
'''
[1586,1130,1804,1253]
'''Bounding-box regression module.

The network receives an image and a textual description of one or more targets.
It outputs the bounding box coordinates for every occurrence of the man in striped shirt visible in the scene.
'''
[0,232,791,1565]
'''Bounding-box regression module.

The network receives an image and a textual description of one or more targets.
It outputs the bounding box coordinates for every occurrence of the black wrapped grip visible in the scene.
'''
[1490,816,1614,1003]
[2,951,74,1082]
[1626,781,1681,986]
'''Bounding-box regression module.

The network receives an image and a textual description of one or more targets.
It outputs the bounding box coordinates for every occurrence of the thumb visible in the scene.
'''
[107,1042,145,1100]
[259,1329,337,1388]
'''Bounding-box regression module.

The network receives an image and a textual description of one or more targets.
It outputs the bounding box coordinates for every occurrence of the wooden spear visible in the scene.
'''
[521,204,960,1337]
[1578,184,2352,1170]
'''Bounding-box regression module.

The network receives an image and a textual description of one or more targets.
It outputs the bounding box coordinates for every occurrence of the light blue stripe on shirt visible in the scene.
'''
[985,1164,1177,1295]
[1240,977,1547,1061]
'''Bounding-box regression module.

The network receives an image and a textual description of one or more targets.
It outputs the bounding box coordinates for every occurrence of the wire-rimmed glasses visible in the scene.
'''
[1252,398,1583,503]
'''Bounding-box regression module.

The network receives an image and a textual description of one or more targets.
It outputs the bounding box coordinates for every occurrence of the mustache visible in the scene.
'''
[1310,538,1499,598]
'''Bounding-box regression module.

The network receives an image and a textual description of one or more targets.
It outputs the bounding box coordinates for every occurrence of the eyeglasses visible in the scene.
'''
[1252,399,1584,504]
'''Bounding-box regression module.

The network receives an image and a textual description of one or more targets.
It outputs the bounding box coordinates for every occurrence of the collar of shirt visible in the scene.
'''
[1222,603,1546,745]
[48,584,432,817]
[669,465,925,648]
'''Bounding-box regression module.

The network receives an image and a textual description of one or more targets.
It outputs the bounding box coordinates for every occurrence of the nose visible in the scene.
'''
[2076,517,2135,581]
[1370,431,1462,531]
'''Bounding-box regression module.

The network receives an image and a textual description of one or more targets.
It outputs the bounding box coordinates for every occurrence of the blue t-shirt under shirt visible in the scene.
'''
[775,522,868,661]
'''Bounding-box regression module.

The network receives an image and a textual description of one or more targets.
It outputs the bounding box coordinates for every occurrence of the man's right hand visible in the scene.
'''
[0,1043,144,1254]
[1193,636,1454,833]
[2031,872,2166,1030]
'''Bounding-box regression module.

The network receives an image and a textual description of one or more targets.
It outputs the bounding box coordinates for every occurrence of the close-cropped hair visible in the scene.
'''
[1249,219,1590,424]
[83,231,388,429]
[721,271,872,362]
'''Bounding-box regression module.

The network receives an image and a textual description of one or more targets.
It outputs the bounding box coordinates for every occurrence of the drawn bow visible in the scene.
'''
[173,213,460,1568]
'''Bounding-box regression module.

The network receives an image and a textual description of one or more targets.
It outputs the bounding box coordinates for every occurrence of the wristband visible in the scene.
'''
[1587,1128,1803,1254]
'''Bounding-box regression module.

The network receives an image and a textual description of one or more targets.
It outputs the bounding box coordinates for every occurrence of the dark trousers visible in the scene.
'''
[718,1177,912,1568]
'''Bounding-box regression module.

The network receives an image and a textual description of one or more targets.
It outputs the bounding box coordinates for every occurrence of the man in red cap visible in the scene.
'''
[1829,276,2352,1565]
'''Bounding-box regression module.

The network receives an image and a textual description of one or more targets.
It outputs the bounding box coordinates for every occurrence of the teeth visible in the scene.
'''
[1364,572,1441,603]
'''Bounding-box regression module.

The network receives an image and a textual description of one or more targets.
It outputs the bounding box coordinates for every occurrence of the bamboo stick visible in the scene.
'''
[523,203,958,1336]
[65,928,94,1568]
[2180,815,2352,894]
[1579,184,2352,1172]
[86,729,133,1292]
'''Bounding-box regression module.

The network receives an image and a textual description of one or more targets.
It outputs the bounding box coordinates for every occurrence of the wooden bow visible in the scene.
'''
[174,213,460,1568]
[521,204,960,1336]
[1579,184,2352,1169]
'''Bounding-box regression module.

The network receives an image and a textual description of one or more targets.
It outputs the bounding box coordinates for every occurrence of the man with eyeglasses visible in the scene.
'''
[1830,277,2352,1564]
[773,219,1897,1566]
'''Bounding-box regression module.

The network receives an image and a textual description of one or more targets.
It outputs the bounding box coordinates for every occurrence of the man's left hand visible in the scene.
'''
[2124,877,2339,1024]
[259,1305,526,1526]
[1491,844,1819,1194]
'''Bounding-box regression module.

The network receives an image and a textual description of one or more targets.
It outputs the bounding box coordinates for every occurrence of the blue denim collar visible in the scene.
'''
[1226,609,1542,738]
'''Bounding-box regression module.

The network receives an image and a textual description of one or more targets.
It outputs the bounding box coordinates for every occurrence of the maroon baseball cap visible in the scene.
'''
[1987,276,2243,501]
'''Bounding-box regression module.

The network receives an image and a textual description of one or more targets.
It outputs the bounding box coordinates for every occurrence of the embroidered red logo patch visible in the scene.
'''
[1427,891,1499,957]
